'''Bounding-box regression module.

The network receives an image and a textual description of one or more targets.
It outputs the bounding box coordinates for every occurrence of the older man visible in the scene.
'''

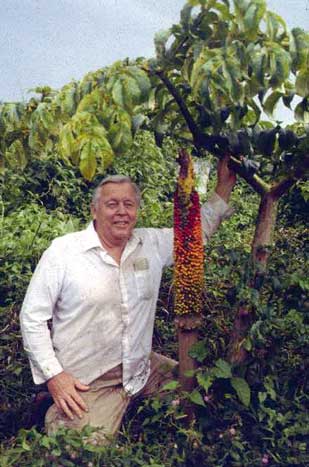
[20,157,236,437]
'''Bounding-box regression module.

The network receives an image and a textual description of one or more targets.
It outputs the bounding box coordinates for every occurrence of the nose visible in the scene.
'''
[117,202,127,214]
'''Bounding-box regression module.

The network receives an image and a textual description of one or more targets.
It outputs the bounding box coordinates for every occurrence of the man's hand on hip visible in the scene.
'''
[47,371,90,420]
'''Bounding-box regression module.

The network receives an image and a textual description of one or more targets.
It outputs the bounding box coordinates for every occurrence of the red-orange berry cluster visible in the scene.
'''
[173,149,204,315]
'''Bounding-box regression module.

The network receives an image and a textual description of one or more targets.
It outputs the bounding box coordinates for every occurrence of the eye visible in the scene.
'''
[106,202,117,208]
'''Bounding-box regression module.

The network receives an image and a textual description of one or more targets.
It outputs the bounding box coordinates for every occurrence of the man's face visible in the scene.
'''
[91,182,139,244]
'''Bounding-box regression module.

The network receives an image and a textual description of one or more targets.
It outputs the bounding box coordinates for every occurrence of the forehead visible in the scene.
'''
[99,182,137,200]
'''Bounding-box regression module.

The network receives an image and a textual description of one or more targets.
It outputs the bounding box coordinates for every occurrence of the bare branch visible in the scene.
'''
[229,157,270,196]
[155,69,199,140]
[270,156,308,199]
[270,177,297,200]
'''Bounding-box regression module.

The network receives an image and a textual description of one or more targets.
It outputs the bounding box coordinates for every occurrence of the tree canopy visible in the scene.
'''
[1,0,308,187]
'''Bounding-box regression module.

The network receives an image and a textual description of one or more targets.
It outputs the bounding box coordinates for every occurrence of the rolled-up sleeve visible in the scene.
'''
[201,192,234,243]
[20,244,64,384]
[150,192,234,267]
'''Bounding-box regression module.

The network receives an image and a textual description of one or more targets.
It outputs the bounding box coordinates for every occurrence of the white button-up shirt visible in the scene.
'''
[20,193,232,395]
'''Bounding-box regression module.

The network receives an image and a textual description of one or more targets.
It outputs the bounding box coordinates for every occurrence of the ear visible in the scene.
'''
[90,202,96,220]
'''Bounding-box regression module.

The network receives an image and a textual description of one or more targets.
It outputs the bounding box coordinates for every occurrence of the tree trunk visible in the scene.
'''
[175,314,202,422]
[251,193,278,287]
[227,192,278,365]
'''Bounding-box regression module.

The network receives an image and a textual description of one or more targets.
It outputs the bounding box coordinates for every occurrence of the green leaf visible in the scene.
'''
[132,113,147,132]
[58,124,76,159]
[295,98,309,123]
[214,359,232,379]
[249,45,267,87]
[263,91,283,117]
[79,141,97,180]
[0,155,5,174]
[258,391,267,403]
[107,110,132,154]
[295,70,309,98]
[40,436,51,448]
[245,98,261,125]
[51,447,62,456]
[21,439,32,451]
[269,44,292,87]
[234,0,250,17]
[243,0,266,39]
[197,371,215,392]
[266,11,287,41]
[128,67,151,102]
[222,59,243,103]
[111,78,126,109]
[187,0,200,6]
[1,103,23,130]
[108,67,151,112]
[77,87,105,113]
[263,376,277,400]
[123,77,141,109]
[282,92,295,109]
[30,102,59,138]
[180,4,193,31]
[161,380,180,391]
[189,390,206,407]
[5,140,27,169]
[231,377,251,407]
[94,136,114,170]
[56,82,79,116]
[189,340,208,362]
[290,28,309,70]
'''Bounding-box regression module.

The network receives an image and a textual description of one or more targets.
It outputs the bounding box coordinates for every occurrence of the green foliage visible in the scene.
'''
[0,61,151,181]
[0,203,80,307]
[106,63,151,112]
[0,145,307,466]
[110,131,176,228]
[153,0,309,124]
[1,155,93,220]
[0,425,182,467]
[1,0,308,192]
[142,0,309,197]
[0,195,83,437]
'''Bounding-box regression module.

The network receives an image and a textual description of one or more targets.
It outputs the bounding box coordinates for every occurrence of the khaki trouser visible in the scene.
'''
[45,352,177,439]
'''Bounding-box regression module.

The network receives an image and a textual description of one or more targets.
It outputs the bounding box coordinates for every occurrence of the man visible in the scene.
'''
[20,156,236,437]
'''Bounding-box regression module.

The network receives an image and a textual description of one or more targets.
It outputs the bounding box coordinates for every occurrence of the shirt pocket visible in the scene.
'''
[133,257,153,300]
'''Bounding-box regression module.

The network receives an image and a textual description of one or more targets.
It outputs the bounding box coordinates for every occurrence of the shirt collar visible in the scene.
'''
[81,222,102,252]
[81,221,143,252]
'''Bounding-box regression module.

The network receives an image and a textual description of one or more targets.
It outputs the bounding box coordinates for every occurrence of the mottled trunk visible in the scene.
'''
[175,314,202,422]
[252,193,278,287]
[227,192,278,365]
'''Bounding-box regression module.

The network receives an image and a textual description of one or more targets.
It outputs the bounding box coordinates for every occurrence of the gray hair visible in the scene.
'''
[92,175,141,206]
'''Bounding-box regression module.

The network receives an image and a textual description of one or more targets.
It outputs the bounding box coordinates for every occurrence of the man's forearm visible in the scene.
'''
[20,317,64,384]
[201,192,234,243]
[215,183,235,204]
[215,155,237,203]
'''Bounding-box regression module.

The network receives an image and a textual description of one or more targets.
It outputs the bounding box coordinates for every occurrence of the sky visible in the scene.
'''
[1,0,308,104]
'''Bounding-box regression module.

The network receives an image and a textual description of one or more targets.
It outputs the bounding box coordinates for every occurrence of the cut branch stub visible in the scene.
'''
[175,314,203,393]
[173,149,205,422]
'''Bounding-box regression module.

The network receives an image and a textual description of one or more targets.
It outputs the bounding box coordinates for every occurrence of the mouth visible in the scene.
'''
[114,221,129,227]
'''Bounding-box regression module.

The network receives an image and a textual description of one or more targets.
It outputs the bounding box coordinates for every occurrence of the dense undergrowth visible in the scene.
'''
[0,132,308,466]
